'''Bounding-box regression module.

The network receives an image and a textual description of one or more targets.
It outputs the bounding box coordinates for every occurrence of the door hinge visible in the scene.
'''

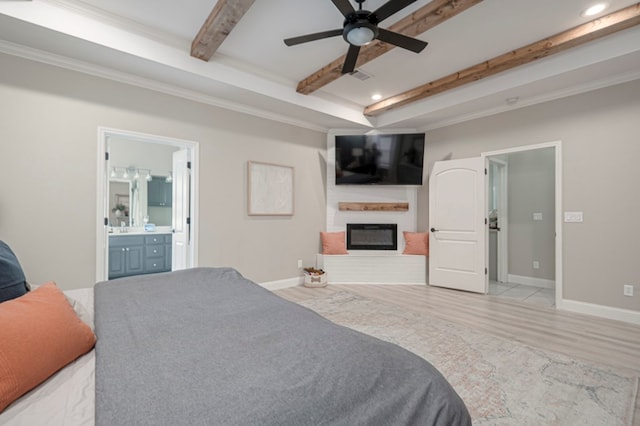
[485,267,488,275]
[485,168,487,175]
[186,217,190,225]
[105,152,109,161]
[104,217,108,226]
[485,218,488,225]
[187,161,191,169]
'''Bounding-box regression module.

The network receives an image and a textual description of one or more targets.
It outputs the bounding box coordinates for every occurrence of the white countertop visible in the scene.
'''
[108,226,172,236]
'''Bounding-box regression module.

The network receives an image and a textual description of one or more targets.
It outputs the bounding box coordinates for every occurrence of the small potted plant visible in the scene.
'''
[112,203,127,217]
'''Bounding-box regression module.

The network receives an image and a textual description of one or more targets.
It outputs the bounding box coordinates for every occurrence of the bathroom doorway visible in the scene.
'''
[95,127,199,282]
[482,141,561,308]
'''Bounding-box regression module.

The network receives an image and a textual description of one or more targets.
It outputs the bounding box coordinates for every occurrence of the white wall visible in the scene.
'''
[507,148,555,281]
[420,79,640,313]
[326,132,419,254]
[0,53,326,290]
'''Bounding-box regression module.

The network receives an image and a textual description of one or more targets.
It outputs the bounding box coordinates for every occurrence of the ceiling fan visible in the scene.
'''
[284,0,428,74]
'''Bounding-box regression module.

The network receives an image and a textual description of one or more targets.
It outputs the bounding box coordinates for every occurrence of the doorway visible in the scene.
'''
[482,141,562,308]
[487,157,508,283]
[95,127,199,282]
[428,141,562,308]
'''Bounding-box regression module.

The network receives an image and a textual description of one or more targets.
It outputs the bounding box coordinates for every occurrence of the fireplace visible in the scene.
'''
[346,223,397,251]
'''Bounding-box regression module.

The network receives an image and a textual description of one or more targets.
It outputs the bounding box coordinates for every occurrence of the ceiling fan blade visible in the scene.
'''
[284,29,343,46]
[376,28,428,53]
[372,0,418,22]
[331,0,356,18]
[341,44,361,74]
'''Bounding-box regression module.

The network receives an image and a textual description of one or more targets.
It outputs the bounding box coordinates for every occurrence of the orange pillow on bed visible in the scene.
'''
[0,282,96,413]
[321,231,348,254]
[402,231,429,255]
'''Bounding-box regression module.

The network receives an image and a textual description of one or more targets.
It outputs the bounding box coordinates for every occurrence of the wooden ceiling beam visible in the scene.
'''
[295,0,484,95]
[191,0,255,61]
[364,3,640,116]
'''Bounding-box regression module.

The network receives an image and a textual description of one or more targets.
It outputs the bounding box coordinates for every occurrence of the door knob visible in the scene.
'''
[430,228,438,232]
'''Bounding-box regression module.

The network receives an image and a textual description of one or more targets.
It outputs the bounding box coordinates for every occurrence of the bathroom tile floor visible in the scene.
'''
[489,281,555,307]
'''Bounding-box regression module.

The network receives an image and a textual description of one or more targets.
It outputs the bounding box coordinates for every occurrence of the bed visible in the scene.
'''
[1,267,470,425]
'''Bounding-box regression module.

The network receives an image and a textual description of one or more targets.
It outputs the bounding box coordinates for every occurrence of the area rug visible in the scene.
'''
[298,291,638,425]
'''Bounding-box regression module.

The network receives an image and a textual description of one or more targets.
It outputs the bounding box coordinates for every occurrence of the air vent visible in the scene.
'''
[349,69,372,81]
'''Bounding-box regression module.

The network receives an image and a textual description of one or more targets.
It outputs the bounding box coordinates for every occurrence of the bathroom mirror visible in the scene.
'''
[108,179,133,227]
[107,138,178,228]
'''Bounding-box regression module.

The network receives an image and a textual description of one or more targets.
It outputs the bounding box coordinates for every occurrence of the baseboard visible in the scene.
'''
[259,276,303,291]
[559,299,640,326]
[507,274,555,289]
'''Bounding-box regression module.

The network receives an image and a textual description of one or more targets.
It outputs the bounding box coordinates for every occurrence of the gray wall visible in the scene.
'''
[419,79,640,312]
[507,149,555,281]
[0,53,326,290]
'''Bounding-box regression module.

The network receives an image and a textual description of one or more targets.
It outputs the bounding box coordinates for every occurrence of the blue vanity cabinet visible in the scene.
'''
[109,234,172,279]
[144,234,172,274]
[108,235,145,279]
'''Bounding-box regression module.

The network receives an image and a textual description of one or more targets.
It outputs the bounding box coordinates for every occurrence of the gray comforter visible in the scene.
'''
[95,267,470,425]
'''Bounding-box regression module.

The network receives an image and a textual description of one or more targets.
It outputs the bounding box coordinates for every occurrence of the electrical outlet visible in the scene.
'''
[533,212,543,221]
[533,261,540,269]
[624,285,634,297]
[297,259,303,268]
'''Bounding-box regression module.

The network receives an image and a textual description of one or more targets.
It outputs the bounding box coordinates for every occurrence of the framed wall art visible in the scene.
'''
[247,161,294,216]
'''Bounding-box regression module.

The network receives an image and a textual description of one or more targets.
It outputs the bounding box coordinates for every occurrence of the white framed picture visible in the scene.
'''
[247,161,294,216]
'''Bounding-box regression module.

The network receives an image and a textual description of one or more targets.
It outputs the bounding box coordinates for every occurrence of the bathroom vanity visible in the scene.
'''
[108,232,172,279]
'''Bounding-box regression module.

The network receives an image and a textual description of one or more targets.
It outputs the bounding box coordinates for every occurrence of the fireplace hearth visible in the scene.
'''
[346,223,397,251]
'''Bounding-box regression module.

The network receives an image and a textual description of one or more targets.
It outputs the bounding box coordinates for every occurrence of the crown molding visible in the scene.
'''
[0,40,330,133]
[419,68,640,131]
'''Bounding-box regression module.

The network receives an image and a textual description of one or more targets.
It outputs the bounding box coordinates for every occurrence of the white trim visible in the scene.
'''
[259,276,303,291]
[482,141,563,309]
[419,68,640,131]
[0,40,331,133]
[507,274,555,289]
[559,299,640,326]
[488,158,508,283]
[96,127,199,282]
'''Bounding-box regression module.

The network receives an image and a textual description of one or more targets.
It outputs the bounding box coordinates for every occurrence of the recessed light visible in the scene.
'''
[371,93,382,101]
[582,3,607,16]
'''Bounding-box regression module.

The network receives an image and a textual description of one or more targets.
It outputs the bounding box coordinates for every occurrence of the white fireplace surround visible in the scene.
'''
[317,253,427,285]
[321,132,427,285]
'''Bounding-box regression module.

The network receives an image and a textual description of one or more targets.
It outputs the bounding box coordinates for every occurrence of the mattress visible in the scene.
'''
[2,269,470,425]
[95,267,470,425]
[0,288,95,426]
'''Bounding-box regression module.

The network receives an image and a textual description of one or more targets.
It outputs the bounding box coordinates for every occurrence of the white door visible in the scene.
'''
[429,157,487,293]
[171,149,190,271]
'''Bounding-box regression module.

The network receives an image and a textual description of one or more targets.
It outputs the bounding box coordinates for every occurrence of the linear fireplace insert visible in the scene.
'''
[346,223,398,251]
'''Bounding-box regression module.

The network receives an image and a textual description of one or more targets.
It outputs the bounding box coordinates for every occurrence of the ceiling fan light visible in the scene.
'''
[346,26,375,46]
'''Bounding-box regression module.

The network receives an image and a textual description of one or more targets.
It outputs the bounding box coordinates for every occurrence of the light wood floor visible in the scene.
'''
[275,284,640,421]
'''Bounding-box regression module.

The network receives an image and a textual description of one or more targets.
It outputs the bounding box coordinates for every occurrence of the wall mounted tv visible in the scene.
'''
[335,133,425,185]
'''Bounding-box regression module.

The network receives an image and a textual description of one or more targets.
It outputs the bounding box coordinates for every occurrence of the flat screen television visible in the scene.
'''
[335,133,425,185]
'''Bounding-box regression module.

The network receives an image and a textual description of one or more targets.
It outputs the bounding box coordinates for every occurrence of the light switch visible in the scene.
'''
[533,212,543,221]
[564,211,583,222]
